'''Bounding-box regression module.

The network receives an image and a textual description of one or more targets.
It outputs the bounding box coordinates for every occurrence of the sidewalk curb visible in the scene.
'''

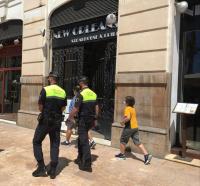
[165,154,200,168]
[61,132,111,146]
[0,119,16,125]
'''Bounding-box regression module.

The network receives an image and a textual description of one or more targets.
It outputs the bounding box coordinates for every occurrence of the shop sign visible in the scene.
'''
[52,17,117,47]
[173,103,198,114]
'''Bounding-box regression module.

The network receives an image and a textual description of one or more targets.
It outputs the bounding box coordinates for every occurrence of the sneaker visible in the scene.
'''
[61,141,71,145]
[115,153,126,159]
[144,154,152,165]
[32,165,47,177]
[90,141,96,149]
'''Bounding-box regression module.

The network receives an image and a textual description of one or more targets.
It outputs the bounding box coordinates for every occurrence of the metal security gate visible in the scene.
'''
[91,42,116,140]
[52,41,116,140]
[52,46,84,97]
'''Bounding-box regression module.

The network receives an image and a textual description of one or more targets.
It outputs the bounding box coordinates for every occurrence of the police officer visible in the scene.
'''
[32,72,67,179]
[67,76,98,172]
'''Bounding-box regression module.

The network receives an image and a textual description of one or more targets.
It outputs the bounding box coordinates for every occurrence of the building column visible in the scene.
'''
[17,0,48,129]
[112,0,174,158]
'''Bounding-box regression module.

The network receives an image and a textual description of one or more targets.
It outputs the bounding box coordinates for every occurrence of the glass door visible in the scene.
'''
[0,69,21,113]
[182,31,200,151]
[3,69,21,113]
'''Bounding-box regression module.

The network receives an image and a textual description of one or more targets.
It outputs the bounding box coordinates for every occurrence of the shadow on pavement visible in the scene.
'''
[91,154,98,163]
[124,146,144,163]
[125,152,144,163]
[46,157,72,176]
[70,139,78,146]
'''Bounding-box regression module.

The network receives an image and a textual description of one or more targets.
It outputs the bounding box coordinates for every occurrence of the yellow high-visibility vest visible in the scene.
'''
[44,84,66,100]
[80,88,97,102]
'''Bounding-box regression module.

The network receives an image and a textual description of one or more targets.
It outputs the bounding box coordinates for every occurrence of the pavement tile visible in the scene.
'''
[0,122,199,186]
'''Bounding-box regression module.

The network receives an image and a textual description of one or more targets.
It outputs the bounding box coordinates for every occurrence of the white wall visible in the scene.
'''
[0,0,6,18]
[0,0,23,22]
[170,9,181,146]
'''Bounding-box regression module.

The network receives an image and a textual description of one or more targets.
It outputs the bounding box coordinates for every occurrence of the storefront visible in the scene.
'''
[172,0,200,158]
[0,20,22,114]
[16,0,199,158]
[50,0,118,140]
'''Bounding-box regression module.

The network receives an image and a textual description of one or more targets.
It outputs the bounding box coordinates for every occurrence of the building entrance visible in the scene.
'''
[181,31,200,152]
[0,68,21,113]
[50,0,118,140]
[178,1,200,155]
[0,46,21,114]
[0,20,22,120]
[53,40,116,140]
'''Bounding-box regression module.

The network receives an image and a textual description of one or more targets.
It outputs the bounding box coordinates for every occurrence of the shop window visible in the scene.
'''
[184,31,200,74]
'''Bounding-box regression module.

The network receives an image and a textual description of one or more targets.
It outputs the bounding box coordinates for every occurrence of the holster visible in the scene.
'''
[43,112,62,127]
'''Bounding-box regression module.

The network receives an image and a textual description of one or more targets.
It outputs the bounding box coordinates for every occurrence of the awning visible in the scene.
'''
[0,20,22,42]
[50,0,118,28]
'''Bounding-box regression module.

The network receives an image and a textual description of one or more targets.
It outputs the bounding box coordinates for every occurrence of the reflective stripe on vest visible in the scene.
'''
[44,84,66,99]
[80,88,97,102]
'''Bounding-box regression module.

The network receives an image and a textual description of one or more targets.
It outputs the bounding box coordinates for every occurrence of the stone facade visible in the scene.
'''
[112,0,175,157]
[112,72,171,158]
[17,0,48,129]
[16,0,179,158]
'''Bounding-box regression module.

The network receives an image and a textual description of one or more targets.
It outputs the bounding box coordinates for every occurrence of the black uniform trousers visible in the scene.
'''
[33,118,61,167]
[77,117,94,168]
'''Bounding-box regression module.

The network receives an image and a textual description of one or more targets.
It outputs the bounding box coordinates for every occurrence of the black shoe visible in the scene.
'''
[74,158,81,165]
[47,168,56,179]
[32,165,47,177]
[115,153,126,159]
[144,154,152,165]
[79,165,92,172]
[61,141,71,145]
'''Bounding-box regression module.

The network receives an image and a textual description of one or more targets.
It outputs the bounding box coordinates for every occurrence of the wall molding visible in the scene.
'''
[116,72,170,85]
[112,122,167,135]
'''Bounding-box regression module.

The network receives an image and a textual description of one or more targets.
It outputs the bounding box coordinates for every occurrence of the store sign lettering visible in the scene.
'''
[52,19,117,47]
[53,21,117,39]
[71,32,116,43]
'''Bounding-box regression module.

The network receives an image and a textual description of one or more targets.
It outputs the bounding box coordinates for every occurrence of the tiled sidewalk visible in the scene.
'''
[0,123,199,186]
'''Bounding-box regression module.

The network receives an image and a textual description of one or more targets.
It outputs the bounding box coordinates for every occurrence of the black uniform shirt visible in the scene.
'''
[74,87,97,118]
[38,87,67,116]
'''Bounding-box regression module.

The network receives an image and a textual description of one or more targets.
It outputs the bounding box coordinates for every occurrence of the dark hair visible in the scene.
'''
[48,71,59,81]
[125,96,135,107]
[78,76,88,85]
[73,85,80,92]
[48,71,58,78]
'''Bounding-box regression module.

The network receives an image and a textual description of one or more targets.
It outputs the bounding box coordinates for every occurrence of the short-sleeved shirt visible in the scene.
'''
[68,96,76,112]
[74,87,97,118]
[124,106,138,129]
[38,84,67,116]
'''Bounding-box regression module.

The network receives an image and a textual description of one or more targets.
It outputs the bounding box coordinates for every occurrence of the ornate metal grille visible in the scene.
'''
[52,47,84,97]
[52,41,116,140]
[94,42,116,140]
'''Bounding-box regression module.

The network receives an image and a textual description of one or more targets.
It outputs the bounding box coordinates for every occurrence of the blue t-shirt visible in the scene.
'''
[69,96,76,112]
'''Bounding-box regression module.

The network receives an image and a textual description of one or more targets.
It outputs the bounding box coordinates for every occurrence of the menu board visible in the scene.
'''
[173,103,198,114]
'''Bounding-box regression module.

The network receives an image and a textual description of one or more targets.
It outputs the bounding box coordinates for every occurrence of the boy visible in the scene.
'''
[115,96,152,165]
[61,85,80,145]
